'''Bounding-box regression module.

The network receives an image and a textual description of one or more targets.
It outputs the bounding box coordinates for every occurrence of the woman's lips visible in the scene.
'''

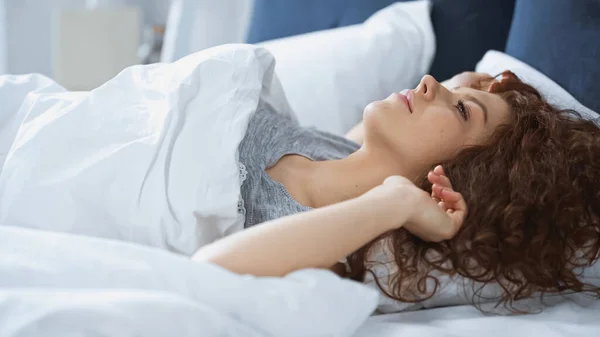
[396,90,413,113]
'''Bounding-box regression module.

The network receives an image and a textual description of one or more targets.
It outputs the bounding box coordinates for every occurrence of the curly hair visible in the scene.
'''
[347,71,600,311]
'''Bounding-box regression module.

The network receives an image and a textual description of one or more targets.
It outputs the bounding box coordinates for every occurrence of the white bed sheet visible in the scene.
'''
[356,300,600,337]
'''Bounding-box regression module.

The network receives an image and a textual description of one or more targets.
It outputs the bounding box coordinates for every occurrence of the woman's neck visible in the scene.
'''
[297,146,423,208]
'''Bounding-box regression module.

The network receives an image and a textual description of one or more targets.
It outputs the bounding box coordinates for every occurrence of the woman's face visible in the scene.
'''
[363,73,511,168]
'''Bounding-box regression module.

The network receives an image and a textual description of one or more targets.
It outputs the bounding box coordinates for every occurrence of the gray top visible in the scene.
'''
[238,107,360,228]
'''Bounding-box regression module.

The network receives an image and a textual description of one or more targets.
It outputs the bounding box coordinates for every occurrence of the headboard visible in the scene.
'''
[245,0,516,80]
[246,0,401,43]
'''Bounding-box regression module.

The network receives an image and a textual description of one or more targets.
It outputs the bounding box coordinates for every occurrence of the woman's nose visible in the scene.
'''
[417,74,440,101]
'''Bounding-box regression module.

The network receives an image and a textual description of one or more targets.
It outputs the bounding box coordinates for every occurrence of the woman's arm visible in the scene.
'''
[192,182,411,277]
[193,172,466,277]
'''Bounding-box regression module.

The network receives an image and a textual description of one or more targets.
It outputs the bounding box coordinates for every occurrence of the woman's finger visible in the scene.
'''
[438,201,448,211]
[431,184,443,198]
[435,173,453,190]
[440,188,461,202]
[433,165,446,176]
[444,189,467,229]
[448,209,466,228]
[429,173,443,200]
[429,168,453,189]
[427,171,439,184]
[427,172,452,188]
[442,190,467,217]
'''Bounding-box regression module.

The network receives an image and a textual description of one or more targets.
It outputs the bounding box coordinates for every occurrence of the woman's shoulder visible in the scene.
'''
[253,104,300,129]
[238,107,299,167]
[244,107,301,146]
[241,105,360,164]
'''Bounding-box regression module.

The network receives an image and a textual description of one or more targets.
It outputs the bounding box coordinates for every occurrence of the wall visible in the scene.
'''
[160,0,254,63]
[0,0,6,74]
[4,0,170,77]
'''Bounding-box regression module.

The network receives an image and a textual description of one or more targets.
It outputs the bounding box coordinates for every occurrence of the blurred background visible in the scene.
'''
[0,0,447,91]
[0,0,177,89]
[0,0,290,91]
[0,0,522,91]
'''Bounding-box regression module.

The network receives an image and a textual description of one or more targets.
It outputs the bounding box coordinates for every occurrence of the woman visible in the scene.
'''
[194,71,600,311]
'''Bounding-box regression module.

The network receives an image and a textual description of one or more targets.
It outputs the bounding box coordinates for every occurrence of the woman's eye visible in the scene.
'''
[454,100,470,121]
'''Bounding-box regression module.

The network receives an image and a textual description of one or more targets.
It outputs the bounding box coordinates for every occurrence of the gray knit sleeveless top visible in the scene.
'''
[238,108,360,228]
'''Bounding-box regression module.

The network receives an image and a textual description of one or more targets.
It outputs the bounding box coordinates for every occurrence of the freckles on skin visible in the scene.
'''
[414,124,450,151]
[420,117,474,157]
[435,126,459,149]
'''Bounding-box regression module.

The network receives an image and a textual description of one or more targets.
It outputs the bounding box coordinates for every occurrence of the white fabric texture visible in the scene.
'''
[476,50,599,120]
[357,299,600,337]
[259,0,435,135]
[0,74,64,174]
[0,226,378,337]
[0,44,293,255]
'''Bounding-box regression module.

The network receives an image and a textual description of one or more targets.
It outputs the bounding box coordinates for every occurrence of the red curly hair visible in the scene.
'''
[347,71,600,311]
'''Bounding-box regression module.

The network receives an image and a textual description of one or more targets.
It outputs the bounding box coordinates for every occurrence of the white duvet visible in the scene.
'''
[0,44,295,255]
[0,226,378,337]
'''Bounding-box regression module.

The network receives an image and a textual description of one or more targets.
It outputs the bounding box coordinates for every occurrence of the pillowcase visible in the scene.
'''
[505,0,600,113]
[476,50,599,121]
[259,1,435,135]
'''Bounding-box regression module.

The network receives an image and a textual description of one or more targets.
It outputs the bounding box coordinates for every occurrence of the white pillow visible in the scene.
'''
[476,50,599,120]
[259,0,435,135]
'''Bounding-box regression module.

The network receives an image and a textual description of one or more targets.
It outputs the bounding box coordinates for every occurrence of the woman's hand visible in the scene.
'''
[357,174,421,231]
[369,166,467,242]
[429,165,468,227]
[407,165,467,242]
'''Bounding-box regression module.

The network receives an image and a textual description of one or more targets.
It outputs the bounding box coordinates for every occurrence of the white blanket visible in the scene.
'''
[0,44,294,255]
[0,226,378,337]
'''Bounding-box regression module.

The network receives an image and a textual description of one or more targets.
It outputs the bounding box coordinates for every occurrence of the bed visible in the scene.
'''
[357,300,600,337]
[163,1,600,335]
[0,0,599,336]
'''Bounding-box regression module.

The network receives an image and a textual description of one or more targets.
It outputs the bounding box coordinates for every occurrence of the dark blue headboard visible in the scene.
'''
[246,0,516,80]
[505,0,600,112]
[246,0,401,43]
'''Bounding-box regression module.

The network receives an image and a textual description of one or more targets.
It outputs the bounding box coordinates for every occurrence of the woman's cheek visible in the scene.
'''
[364,100,391,116]
[431,119,464,149]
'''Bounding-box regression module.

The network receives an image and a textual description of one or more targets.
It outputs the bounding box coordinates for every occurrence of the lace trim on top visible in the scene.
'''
[237,162,248,216]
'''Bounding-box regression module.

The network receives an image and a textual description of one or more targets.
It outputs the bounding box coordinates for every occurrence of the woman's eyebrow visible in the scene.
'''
[464,94,488,124]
